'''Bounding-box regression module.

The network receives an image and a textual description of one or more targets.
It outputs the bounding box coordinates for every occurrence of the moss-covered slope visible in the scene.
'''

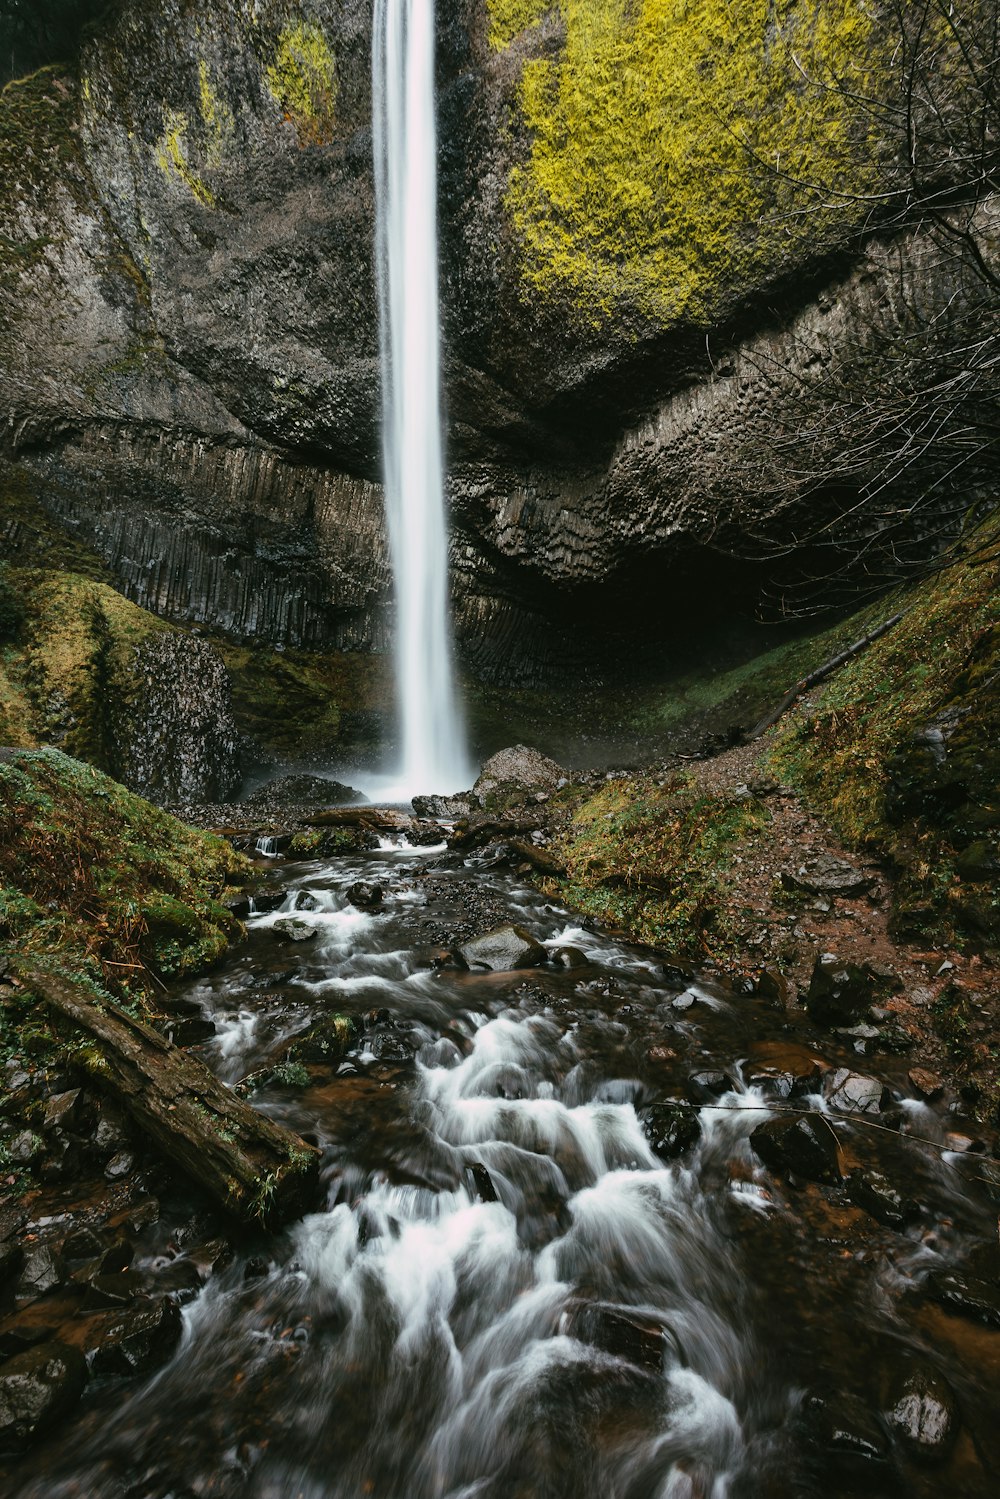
[0,749,250,997]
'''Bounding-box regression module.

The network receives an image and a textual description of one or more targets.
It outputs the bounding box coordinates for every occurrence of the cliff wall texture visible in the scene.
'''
[0,0,996,681]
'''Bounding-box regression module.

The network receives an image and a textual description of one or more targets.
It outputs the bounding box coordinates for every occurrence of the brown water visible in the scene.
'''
[7,834,1000,1497]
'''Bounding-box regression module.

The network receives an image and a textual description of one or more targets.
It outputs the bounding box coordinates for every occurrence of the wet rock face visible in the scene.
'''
[115,633,240,804]
[2,1,994,683]
[0,1342,86,1453]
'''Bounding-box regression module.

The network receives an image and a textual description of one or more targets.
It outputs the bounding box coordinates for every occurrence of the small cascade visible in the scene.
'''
[372,0,470,797]
[254,835,279,858]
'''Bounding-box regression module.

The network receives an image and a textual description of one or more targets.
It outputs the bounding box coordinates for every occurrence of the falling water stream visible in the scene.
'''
[6,834,999,1498]
[373,0,469,797]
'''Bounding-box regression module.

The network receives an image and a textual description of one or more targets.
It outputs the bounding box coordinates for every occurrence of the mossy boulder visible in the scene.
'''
[0,569,241,803]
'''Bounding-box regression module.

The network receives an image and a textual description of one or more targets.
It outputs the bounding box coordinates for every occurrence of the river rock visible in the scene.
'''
[412,793,477,817]
[824,1068,888,1114]
[751,1114,844,1183]
[15,1246,65,1306]
[908,1067,944,1099]
[641,1101,701,1159]
[42,1089,83,1133]
[550,946,587,970]
[0,1342,86,1452]
[284,1014,358,1066]
[884,1361,960,1463]
[246,775,367,809]
[272,918,318,943]
[473,746,567,807]
[458,924,546,972]
[561,1300,674,1373]
[924,1253,1000,1328]
[744,1041,824,1099]
[686,1070,732,1103]
[90,1297,183,1377]
[848,1168,918,1228]
[799,1389,894,1478]
[804,953,876,1026]
[347,881,384,909]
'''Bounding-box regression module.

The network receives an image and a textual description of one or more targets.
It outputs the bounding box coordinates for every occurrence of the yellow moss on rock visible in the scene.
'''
[198,59,235,169]
[154,107,215,205]
[489,0,558,49]
[498,0,892,325]
[265,21,337,147]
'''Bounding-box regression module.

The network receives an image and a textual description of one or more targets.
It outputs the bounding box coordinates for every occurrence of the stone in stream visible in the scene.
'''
[272,917,318,943]
[641,1101,701,1159]
[804,953,876,1027]
[458,924,547,972]
[347,881,384,910]
[883,1361,960,1463]
[561,1300,677,1374]
[686,1070,732,1103]
[15,1246,65,1306]
[0,1342,87,1452]
[89,1297,183,1377]
[824,1068,888,1114]
[924,1249,1000,1328]
[848,1168,919,1229]
[799,1388,894,1480]
[751,1114,844,1184]
[467,1163,499,1203]
[743,1041,825,1099]
[284,1014,358,1066]
[550,946,587,970]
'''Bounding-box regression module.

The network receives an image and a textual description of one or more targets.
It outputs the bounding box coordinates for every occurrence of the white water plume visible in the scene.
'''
[373,0,470,797]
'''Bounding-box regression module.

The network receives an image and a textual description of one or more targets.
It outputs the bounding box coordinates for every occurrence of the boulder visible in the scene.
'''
[848,1169,918,1229]
[799,1389,894,1479]
[641,1101,701,1159]
[90,1297,182,1377]
[751,1114,844,1184]
[686,1070,732,1103]
[884,1361,960,1463]
[0,1342,86,1453]
[782,854,873,896]
[15,1246,65,1306]
[283,1014,358,1066]
[347,881,384,910]
[473,746,567,805]
[412,793,477,818]
[744,1041,824,1099]
[824,1068,888,1115]
[458,924,547,972]
[271,918,318,943]
[804,953,876,1027]
[561,1300,675,1373]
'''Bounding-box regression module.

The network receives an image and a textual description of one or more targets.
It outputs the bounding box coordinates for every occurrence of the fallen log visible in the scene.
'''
[302,807,414,832]
[17,964,320,1228]
[506,839,567,877]
[449,817,541,851]
[744,612,905,742]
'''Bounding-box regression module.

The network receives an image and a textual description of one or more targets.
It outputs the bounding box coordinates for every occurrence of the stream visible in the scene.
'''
[7,831,1000,1497]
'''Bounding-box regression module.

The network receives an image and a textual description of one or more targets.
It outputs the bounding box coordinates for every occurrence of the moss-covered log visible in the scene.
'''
[17,963,320,1227]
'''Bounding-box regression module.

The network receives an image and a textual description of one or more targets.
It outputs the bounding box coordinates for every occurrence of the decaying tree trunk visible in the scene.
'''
[17,964,320,1227]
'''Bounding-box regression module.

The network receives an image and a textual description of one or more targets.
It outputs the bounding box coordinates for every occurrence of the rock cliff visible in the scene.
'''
[1,0,996,684]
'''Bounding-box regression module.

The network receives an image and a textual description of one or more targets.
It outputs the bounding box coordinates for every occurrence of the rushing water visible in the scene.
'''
[372,0,469,797]
[7,835,999,1498]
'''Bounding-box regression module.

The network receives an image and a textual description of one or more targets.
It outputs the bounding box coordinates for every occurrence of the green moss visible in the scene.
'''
[218,640,388,756]
[499,0,891,325]
[265,21,337,147]
[11,568,171,770]
[0,749,251,1001]
[556,772,767,961]
[770,518,1000,944]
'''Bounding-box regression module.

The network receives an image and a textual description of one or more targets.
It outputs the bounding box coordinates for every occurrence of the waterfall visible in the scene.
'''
[372,0,470,797]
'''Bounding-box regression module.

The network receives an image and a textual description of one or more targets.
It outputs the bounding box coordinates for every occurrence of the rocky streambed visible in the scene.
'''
[2,816,1000,1497]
